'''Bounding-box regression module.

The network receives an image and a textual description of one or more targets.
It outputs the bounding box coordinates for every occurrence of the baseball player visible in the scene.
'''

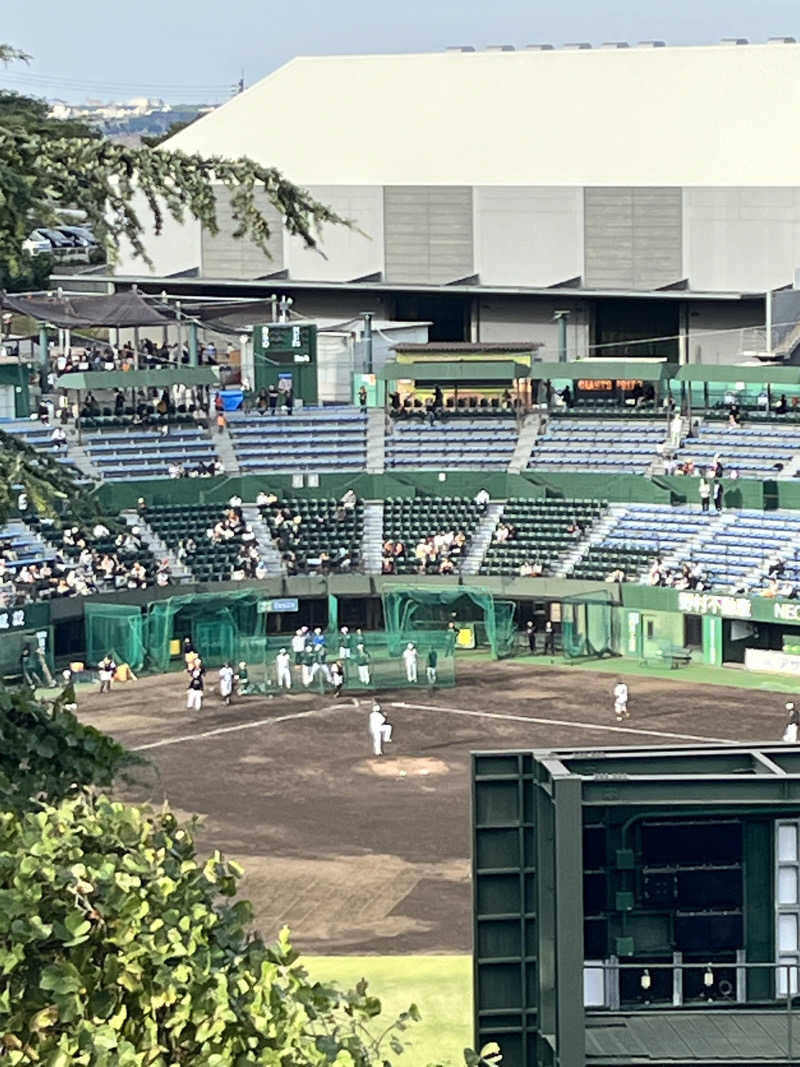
[311,626,326,650]
[186,663,205,712]
[784,703,800,743]
[275,648,292,690]
[291,628,306,667]
[311,643,332,686]
[331,661,345,698]
[237,661,249,696]
[218,662,234,705]
[338,626,353,660]
[402,642,418,684]
[543,620,555,656]
[97,654,117,694]
[368,701,392,756]
[613,678,629,722]
[426,647,438,687]
[355,643,371,686]
[300,644,315,688]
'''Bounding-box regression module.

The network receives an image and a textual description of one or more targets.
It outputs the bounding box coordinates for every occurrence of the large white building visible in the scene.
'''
[112,41,800,363]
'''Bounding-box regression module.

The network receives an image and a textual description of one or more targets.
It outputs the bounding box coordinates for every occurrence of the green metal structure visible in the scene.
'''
[252,323,318,404]
[472,744,800,1066]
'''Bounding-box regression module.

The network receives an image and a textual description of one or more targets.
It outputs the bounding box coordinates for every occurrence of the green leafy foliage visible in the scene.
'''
[0,426,100,525]
[0,46,348,282]
[0,684,136,814]
[0,793,481,1065]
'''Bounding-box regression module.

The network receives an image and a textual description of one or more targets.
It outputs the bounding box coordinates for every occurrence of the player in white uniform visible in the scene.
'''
[276,648,292,690]
[218,662,234,705]
[368,701,392,756]
[402,642,418,683]
[291,628,307,668]
[613,679,629,721]
[784,703,799,742]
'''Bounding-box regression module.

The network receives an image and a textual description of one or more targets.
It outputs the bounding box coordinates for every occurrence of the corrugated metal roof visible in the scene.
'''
[586,1010,800,1061]
[164,44,800,187]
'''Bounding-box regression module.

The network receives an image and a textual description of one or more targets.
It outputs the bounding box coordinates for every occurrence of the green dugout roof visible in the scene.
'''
[56,367,220,391]
[531,360,676,381]
[378,359,530,382]
[676,364,800,385]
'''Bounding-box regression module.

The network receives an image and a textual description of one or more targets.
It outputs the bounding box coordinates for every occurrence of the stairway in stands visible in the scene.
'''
[240,505,283,574]
[120,510,192,582]
[366,408,386,473]
[461,502,504,575]
[362,501,385,573]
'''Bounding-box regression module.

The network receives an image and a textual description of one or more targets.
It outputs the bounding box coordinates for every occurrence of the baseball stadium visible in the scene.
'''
[9,38,800,1067]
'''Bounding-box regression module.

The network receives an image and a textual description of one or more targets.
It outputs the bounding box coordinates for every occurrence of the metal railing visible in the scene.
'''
[585,958,800,1059]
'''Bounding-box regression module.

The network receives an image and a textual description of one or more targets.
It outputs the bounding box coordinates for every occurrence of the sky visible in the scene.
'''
[2,0,800,104]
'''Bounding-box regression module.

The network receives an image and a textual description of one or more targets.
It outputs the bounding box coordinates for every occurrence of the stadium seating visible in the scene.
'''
[228,408,367,472]
[145,505,249,582]
[568,504,716,581]
[676,510,800,591]
[480,498,605,577]
[382,497,482,573]
[674,423,799,479]
[385,417,517,469]
[260,498,363,573]
[1,420,77,472]
[83,425,218,480]
[528,417,665,473]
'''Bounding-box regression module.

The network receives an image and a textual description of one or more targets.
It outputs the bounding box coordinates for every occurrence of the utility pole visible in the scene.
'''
[362,312,374,374]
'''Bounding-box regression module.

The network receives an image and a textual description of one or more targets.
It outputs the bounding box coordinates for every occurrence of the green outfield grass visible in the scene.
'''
[304,955,472,1065]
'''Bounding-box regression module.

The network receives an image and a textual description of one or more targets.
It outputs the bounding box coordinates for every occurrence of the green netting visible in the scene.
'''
[145,591,267,673]
[382,586,516,659]
[85,603,145,672]
[561,592,615,659]
[0,628,55,685]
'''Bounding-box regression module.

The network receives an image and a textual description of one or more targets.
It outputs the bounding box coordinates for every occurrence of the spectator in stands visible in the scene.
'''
[699,477,711,512]
[711,454,724,478]
[50,426,66,445]
[670,411,683,449]
[358,385,368,410]
[341,489,357,511]
[776,394,789,415]
[284,387,294,415]
[475,488,490,513]
[728,400,742,426]
[713,480,723,512]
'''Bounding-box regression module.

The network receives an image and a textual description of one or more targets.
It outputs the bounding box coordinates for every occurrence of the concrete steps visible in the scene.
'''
[65,429,100,480]
[556,504,627,578]
[461,502,504,575]
[362,500,385,573]
[241,504,283,575]
[366,408,386,474]
[212,426,240,475]
[508,413,542,473]
[120,510,193,583]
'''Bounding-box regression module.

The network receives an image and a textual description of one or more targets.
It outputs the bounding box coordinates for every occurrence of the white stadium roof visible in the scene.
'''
[166,43,800,188]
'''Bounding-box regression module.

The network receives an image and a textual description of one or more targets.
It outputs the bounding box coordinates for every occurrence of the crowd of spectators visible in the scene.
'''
[643,558,708,591]
[381,529,468,575]
[47,337,234,380]
[0,517,167,607]
[388,387,519,421]
[259,491,360,576]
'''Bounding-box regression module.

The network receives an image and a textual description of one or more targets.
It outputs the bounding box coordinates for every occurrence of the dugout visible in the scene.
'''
[472,744,800,1067]
[382,585,517,659]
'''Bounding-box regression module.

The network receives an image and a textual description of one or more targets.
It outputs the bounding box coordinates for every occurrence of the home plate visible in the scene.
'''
[365,757,449,778]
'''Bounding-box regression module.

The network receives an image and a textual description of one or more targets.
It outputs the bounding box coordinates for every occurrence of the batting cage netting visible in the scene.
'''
[84,590,457,693]
[382,586,517,659]
[560,590,615,659]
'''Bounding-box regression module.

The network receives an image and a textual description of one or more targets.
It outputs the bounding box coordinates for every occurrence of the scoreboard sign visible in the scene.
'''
[253,324,318,404]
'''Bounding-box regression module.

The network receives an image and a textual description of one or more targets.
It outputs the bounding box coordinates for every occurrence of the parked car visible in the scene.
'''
[37,228,73,249]
[22,231,53,256]
[58,225,97,248]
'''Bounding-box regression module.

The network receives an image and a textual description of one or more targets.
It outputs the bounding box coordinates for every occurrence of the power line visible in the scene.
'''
[0,70,231,95]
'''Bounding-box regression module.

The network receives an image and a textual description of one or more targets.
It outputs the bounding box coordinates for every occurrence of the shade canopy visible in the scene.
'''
[530,360,676,382]
[1,291,169,328]
[378,359,530,383]
[676,364,800,385]
[57,367,220,391]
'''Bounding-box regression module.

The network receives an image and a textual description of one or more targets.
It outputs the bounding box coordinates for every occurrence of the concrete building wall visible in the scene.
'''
[477,295,591,360]
[284,185,384,282]
[383,186,474,284]
[584,187,683,290]
[686,300,764,365]
[474,187,583,287]
[684,187,800,292]
[115,191,202,278]
[201,188,284,279]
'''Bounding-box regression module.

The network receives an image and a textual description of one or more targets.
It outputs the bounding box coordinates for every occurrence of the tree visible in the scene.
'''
[0,683,136,815]
[0,44,347,282]
[141,116,200,149]
[0,427,99,525]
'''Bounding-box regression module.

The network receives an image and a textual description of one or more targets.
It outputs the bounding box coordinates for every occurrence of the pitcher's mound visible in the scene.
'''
[365,756,449,778]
